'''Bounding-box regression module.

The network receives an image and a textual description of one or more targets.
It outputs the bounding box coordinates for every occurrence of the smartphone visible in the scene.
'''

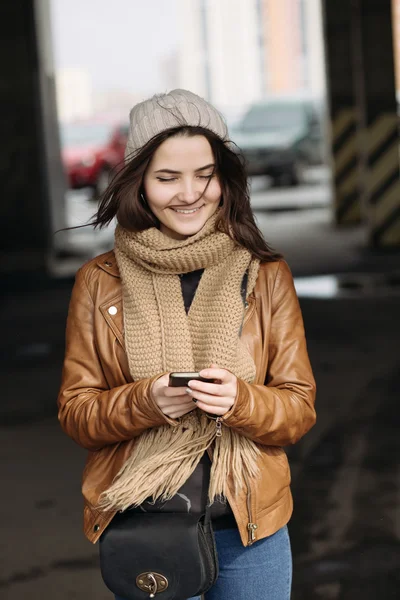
[168,372,216,387]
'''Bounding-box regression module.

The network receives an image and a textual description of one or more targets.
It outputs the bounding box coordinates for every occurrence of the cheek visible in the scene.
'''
[207,179,222,202]
[144,181,172,210]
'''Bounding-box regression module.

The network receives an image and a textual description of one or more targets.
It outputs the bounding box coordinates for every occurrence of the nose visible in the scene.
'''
[177,178,202,204]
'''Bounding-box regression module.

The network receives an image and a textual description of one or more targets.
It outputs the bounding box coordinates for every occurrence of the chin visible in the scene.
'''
[174,223,205,238]
[182,225,204,236]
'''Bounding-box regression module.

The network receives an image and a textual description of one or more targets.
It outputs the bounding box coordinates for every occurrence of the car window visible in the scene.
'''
[60,123,112,147]
[240,103,307,132]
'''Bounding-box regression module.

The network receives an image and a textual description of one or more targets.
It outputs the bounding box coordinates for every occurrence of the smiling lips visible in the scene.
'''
[170,205,204,214]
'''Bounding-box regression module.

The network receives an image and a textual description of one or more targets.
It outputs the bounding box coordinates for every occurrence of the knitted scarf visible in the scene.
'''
[98,210,261,512]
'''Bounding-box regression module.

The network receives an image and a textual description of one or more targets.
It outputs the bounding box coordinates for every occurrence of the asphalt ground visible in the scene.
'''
[1,180,399,599]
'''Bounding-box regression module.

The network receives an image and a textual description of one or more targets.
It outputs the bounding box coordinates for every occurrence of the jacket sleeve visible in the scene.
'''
[223,260,316,446]
[57,268,176,451]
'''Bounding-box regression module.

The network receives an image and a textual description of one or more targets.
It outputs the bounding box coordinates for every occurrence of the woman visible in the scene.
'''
[58,89,316,600]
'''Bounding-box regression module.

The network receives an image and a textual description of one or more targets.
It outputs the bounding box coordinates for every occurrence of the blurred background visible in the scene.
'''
[1,0,399,598]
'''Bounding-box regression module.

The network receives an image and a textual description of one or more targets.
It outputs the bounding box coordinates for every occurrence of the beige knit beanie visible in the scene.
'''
[125,89,229,160]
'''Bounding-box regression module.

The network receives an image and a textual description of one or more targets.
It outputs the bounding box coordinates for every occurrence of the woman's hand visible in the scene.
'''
[186,364,238,416]
[150,373,197,419]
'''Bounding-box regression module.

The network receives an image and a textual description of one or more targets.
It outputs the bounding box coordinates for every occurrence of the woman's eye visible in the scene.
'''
[156,174,214,182]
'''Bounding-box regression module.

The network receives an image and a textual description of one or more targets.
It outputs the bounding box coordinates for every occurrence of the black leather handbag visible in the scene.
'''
[99,506,219,600]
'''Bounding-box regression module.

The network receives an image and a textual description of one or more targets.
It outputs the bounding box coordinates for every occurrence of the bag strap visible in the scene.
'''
[204,503,213,527]
[241,269,249,305]
[238,268,249,337]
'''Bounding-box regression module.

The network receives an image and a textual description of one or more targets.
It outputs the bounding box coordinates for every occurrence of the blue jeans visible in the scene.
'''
[115,525,292,600]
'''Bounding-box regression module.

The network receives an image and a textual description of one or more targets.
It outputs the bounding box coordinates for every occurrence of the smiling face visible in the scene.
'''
[143,134,222,240]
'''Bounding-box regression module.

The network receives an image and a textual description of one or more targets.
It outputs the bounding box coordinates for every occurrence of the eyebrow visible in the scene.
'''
[154,163,215,174]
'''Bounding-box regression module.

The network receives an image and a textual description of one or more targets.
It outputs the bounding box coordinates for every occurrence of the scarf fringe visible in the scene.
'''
[98,411,217,512]
[98,411,261,512]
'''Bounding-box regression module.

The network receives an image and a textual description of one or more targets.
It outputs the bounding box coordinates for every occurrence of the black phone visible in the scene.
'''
[168,372,216,387]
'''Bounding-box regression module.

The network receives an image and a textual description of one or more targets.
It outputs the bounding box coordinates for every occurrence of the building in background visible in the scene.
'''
[261,0,325,97]
[177,0,325,122]
[55,67,93,123]
[178,0,264,121]
[301,0,326,98]
[262,0,304,94]
[160,51,180,91]
[92,89,144,122]
[177,0,209,102]
[55,2,327,129]
[56,69,143,124]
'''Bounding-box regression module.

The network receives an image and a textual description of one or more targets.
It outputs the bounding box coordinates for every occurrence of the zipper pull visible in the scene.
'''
[215,417,223,437]
[247,522,258,544]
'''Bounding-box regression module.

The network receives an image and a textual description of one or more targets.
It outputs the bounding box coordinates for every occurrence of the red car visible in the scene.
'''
[60,121,129,198]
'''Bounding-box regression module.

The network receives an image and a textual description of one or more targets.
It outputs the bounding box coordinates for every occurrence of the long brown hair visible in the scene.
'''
[92,126,282,262]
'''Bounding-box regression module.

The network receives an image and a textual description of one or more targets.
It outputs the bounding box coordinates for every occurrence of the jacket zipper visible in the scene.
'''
[215,416,223,437]
[241,297,257,544]
[205,413,223,437]
[207,401,258,545]
[243,471,258,545]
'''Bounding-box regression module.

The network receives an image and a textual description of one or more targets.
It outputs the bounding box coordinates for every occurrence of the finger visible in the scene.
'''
[186,388,232,408]
[187,380,226,396]
[195,402,225,416]
[198,367,232,383]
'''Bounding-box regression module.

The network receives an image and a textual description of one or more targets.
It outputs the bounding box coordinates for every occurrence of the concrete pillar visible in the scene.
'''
[323,0,363,225]
[0,0,67,276]
[357,0,400,247]
[324,0,400,246]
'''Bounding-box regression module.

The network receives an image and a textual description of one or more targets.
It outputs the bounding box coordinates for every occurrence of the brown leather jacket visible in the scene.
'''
[58,251,316,547]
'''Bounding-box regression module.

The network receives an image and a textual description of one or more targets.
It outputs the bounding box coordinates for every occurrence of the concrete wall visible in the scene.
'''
[0,0,66,275]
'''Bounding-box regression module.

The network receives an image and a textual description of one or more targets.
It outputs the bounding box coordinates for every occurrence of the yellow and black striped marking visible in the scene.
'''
[366,112,400,246]
[331,108,361,224]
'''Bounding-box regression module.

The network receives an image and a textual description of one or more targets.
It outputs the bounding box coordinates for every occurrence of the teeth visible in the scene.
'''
[172,207,201,214]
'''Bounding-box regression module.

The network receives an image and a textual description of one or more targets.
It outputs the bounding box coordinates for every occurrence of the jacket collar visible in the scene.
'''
[96,251,120,278]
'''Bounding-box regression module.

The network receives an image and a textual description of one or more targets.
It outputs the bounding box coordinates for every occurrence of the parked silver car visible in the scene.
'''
[232,98,324,186]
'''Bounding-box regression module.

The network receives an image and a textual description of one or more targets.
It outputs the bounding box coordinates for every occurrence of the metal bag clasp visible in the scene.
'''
[136,572,168,597]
